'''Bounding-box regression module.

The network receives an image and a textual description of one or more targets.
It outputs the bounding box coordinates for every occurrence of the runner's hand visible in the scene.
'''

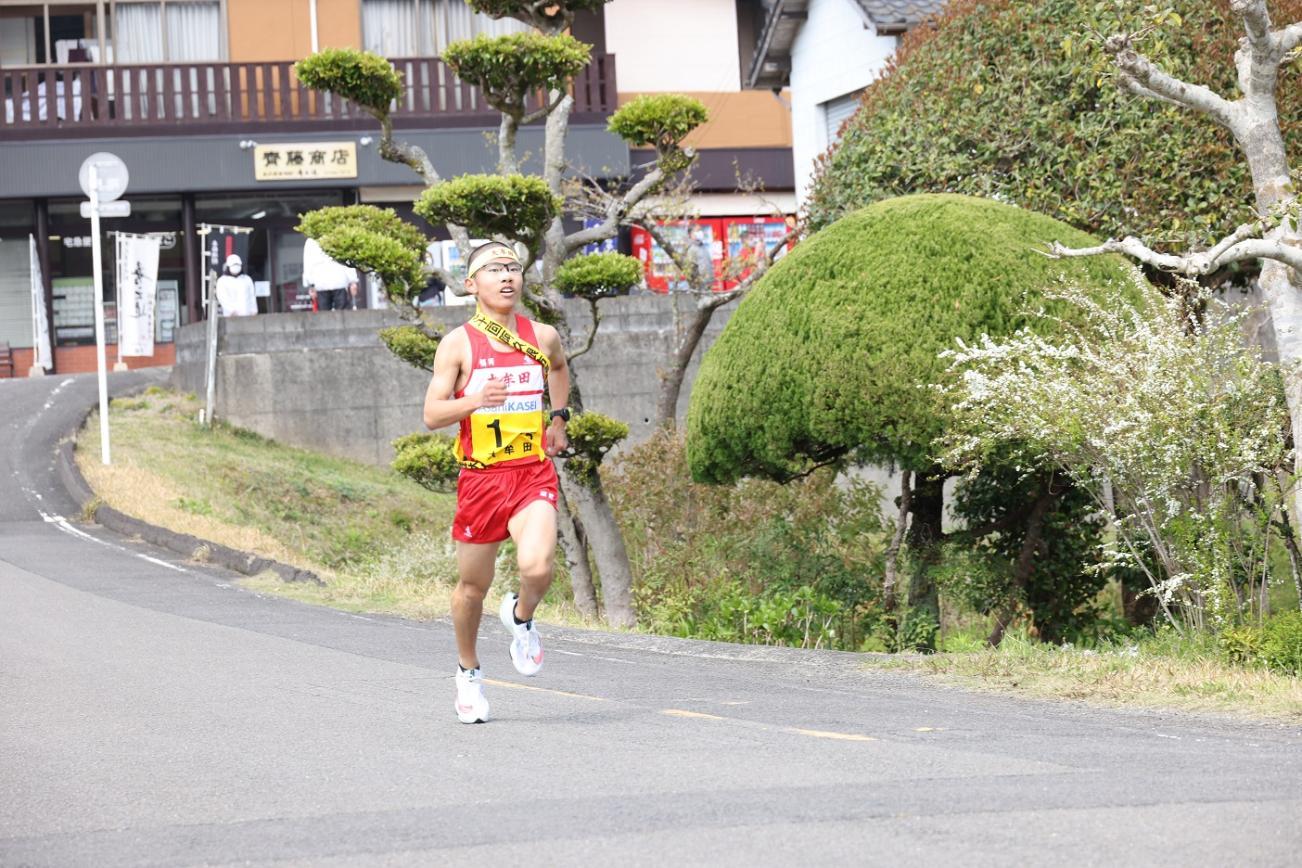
[477,377,509,408]
[545,419,568,456]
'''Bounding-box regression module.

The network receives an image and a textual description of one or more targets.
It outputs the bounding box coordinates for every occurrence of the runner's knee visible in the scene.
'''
[517,550,553,584]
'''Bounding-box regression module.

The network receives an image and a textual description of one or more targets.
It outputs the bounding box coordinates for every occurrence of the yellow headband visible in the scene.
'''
[466,244,521,278]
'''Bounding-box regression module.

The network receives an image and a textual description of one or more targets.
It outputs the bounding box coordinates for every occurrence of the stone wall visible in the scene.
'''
[171,295,737,466]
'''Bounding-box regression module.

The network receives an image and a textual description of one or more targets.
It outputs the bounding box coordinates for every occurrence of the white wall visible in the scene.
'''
[789,0,898,205]
[604,0,742,93]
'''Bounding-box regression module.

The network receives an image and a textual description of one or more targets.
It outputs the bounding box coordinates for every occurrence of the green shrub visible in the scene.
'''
[295,49,402,114]
[685,193,1138,485]
[298,205,429,299]
[560,410,629,487]
[1261,612,1302,676]
[607,94,708,171]
[414,175,562,248]
[1220,612,1302,675]
[380,325,441,371]
[806,0,1302,241]
[554,251,643,299]
[443,32,590,115]
[391,433,460,492]
[607,431,888,650]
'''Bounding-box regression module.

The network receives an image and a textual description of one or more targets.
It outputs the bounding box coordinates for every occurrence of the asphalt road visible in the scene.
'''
[2,372,1301,867]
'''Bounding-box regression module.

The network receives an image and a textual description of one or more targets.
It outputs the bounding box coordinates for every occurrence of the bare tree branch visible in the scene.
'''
[1045,231,1302,274]
[564,166,669,254]
[1276,20,1302,56]
[1104,33,1240,131]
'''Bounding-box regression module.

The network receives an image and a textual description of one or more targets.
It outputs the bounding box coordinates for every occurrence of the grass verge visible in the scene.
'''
[75,388,586,625]
[873,631,1302,723]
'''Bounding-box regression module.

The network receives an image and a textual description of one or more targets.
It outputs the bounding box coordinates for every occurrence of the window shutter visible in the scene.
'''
[822,90,863,145]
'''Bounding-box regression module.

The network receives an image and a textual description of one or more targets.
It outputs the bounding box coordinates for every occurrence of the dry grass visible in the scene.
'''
[73,389,586,626]
[874,635,1302,723]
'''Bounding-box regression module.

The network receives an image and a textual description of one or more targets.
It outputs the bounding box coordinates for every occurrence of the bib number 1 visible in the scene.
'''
[487,418,503,448]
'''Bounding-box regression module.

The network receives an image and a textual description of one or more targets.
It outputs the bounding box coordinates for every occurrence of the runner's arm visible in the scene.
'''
[422,330,507,429]
[541,326,569,455]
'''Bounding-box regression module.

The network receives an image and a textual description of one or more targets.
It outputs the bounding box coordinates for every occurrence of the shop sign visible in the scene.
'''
[254,142,358,181]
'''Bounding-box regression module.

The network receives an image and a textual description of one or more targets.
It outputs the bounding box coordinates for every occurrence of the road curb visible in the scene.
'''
[57,401,323,587]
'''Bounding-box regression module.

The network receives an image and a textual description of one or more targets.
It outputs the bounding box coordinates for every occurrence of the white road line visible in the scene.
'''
[38,510,188,573]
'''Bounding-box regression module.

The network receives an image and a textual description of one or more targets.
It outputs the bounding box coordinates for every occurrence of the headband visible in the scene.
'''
[466,243,521,279]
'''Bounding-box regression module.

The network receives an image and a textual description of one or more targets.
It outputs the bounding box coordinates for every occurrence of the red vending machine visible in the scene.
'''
[630,218,726,293]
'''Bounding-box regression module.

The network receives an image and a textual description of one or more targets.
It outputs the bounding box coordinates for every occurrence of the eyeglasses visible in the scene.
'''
[481,264,524,275]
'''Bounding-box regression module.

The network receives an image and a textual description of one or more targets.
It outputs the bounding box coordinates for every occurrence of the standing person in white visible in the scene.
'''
[214,254,257,317]
[302,237,359,311]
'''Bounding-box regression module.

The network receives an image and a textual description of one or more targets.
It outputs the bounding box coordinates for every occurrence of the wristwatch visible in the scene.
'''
[549,407,571,423]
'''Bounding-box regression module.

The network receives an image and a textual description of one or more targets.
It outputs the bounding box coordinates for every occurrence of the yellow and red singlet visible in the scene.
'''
[454,314,548,468]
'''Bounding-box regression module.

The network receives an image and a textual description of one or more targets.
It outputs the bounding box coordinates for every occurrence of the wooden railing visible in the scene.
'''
[0,53,617,138]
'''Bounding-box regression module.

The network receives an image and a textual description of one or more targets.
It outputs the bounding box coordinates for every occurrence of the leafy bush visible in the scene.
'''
[554,251,643,299]
[1220,612,1302,675]
[379,325,441,371]
[1261,612,1302,676]
[948,464,1110,644]
[414,174,562,249]
[391,433,460,492]
[943,277,1292,630]
[297,205,429,300]
[607,431,888,650]
[608,94,708,170]
[294,49,402,115]
[443,32,591,115]
[685,193,1138,485]
[806,0,1302,243]
[560,410,629,487]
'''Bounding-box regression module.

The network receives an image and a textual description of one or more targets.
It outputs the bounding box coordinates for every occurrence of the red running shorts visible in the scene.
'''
[452,458,559,544]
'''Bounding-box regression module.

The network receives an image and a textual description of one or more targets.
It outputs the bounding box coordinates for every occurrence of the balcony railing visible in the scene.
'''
[0,53,617,139]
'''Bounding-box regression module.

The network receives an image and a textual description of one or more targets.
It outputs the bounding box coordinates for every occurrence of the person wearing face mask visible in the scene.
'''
[214,254,258,317]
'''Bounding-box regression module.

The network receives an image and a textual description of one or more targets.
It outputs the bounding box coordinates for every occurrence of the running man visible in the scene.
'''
[422,241,570,724]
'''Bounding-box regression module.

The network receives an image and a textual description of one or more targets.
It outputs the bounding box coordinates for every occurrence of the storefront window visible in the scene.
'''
[196,189,347,313]
[47,194,182,345]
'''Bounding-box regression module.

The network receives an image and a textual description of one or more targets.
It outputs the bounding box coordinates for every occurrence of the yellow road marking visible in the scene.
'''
[914,727,944,732]
[787,728,877,742]
[662,709,728,721]
[483,678,607,701]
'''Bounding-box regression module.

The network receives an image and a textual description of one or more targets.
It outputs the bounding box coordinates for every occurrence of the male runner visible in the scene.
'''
[422,241,570,724]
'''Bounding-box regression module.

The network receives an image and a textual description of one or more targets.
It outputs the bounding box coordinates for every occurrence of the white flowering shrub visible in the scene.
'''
[941,274,1292,631]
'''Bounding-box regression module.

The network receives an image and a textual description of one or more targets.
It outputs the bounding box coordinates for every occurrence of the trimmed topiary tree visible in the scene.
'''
[686,194,1143,647]
[294,0,709,627]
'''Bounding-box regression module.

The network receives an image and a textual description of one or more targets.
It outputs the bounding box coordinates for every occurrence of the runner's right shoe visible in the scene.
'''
[454,667,490,724]
[499,592,544,677]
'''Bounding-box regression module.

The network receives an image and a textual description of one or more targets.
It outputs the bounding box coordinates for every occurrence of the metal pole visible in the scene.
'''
[204,274,219,427]
[89,164,111,465]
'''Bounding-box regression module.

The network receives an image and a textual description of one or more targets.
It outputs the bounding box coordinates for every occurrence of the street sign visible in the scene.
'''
[80,200,131,219]
[78,152,129,202]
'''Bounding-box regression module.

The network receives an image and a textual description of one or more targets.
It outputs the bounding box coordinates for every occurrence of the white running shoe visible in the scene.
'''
[499,592,544,677]
[454,667,490,724]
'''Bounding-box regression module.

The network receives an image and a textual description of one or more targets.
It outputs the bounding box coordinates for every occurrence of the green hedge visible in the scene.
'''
[685,193,1139,484]
[806,0,1302,242]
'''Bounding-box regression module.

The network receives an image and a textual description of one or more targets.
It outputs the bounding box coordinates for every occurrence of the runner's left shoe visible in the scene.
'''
[499,592,544,677]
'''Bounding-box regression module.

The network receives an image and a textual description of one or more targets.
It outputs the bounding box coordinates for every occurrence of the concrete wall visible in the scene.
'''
[172,295,737,466]
[789,0,898,204]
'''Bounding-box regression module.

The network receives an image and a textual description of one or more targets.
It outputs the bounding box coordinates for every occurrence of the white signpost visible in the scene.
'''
[78,152,131,466]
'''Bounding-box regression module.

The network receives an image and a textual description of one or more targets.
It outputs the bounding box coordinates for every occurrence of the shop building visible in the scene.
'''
[0,0,793,375]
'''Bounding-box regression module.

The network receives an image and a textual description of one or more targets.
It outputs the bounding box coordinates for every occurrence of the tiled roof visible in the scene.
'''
[854,0,947,33]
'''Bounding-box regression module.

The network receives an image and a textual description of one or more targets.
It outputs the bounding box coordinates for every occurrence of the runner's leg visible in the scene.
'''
[506,499,558,621]
[453,541,500,668]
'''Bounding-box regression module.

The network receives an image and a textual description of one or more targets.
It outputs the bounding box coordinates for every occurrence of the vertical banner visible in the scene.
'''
[199,226,249,311]
[28,234,52,371]
[115,233,161,358]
